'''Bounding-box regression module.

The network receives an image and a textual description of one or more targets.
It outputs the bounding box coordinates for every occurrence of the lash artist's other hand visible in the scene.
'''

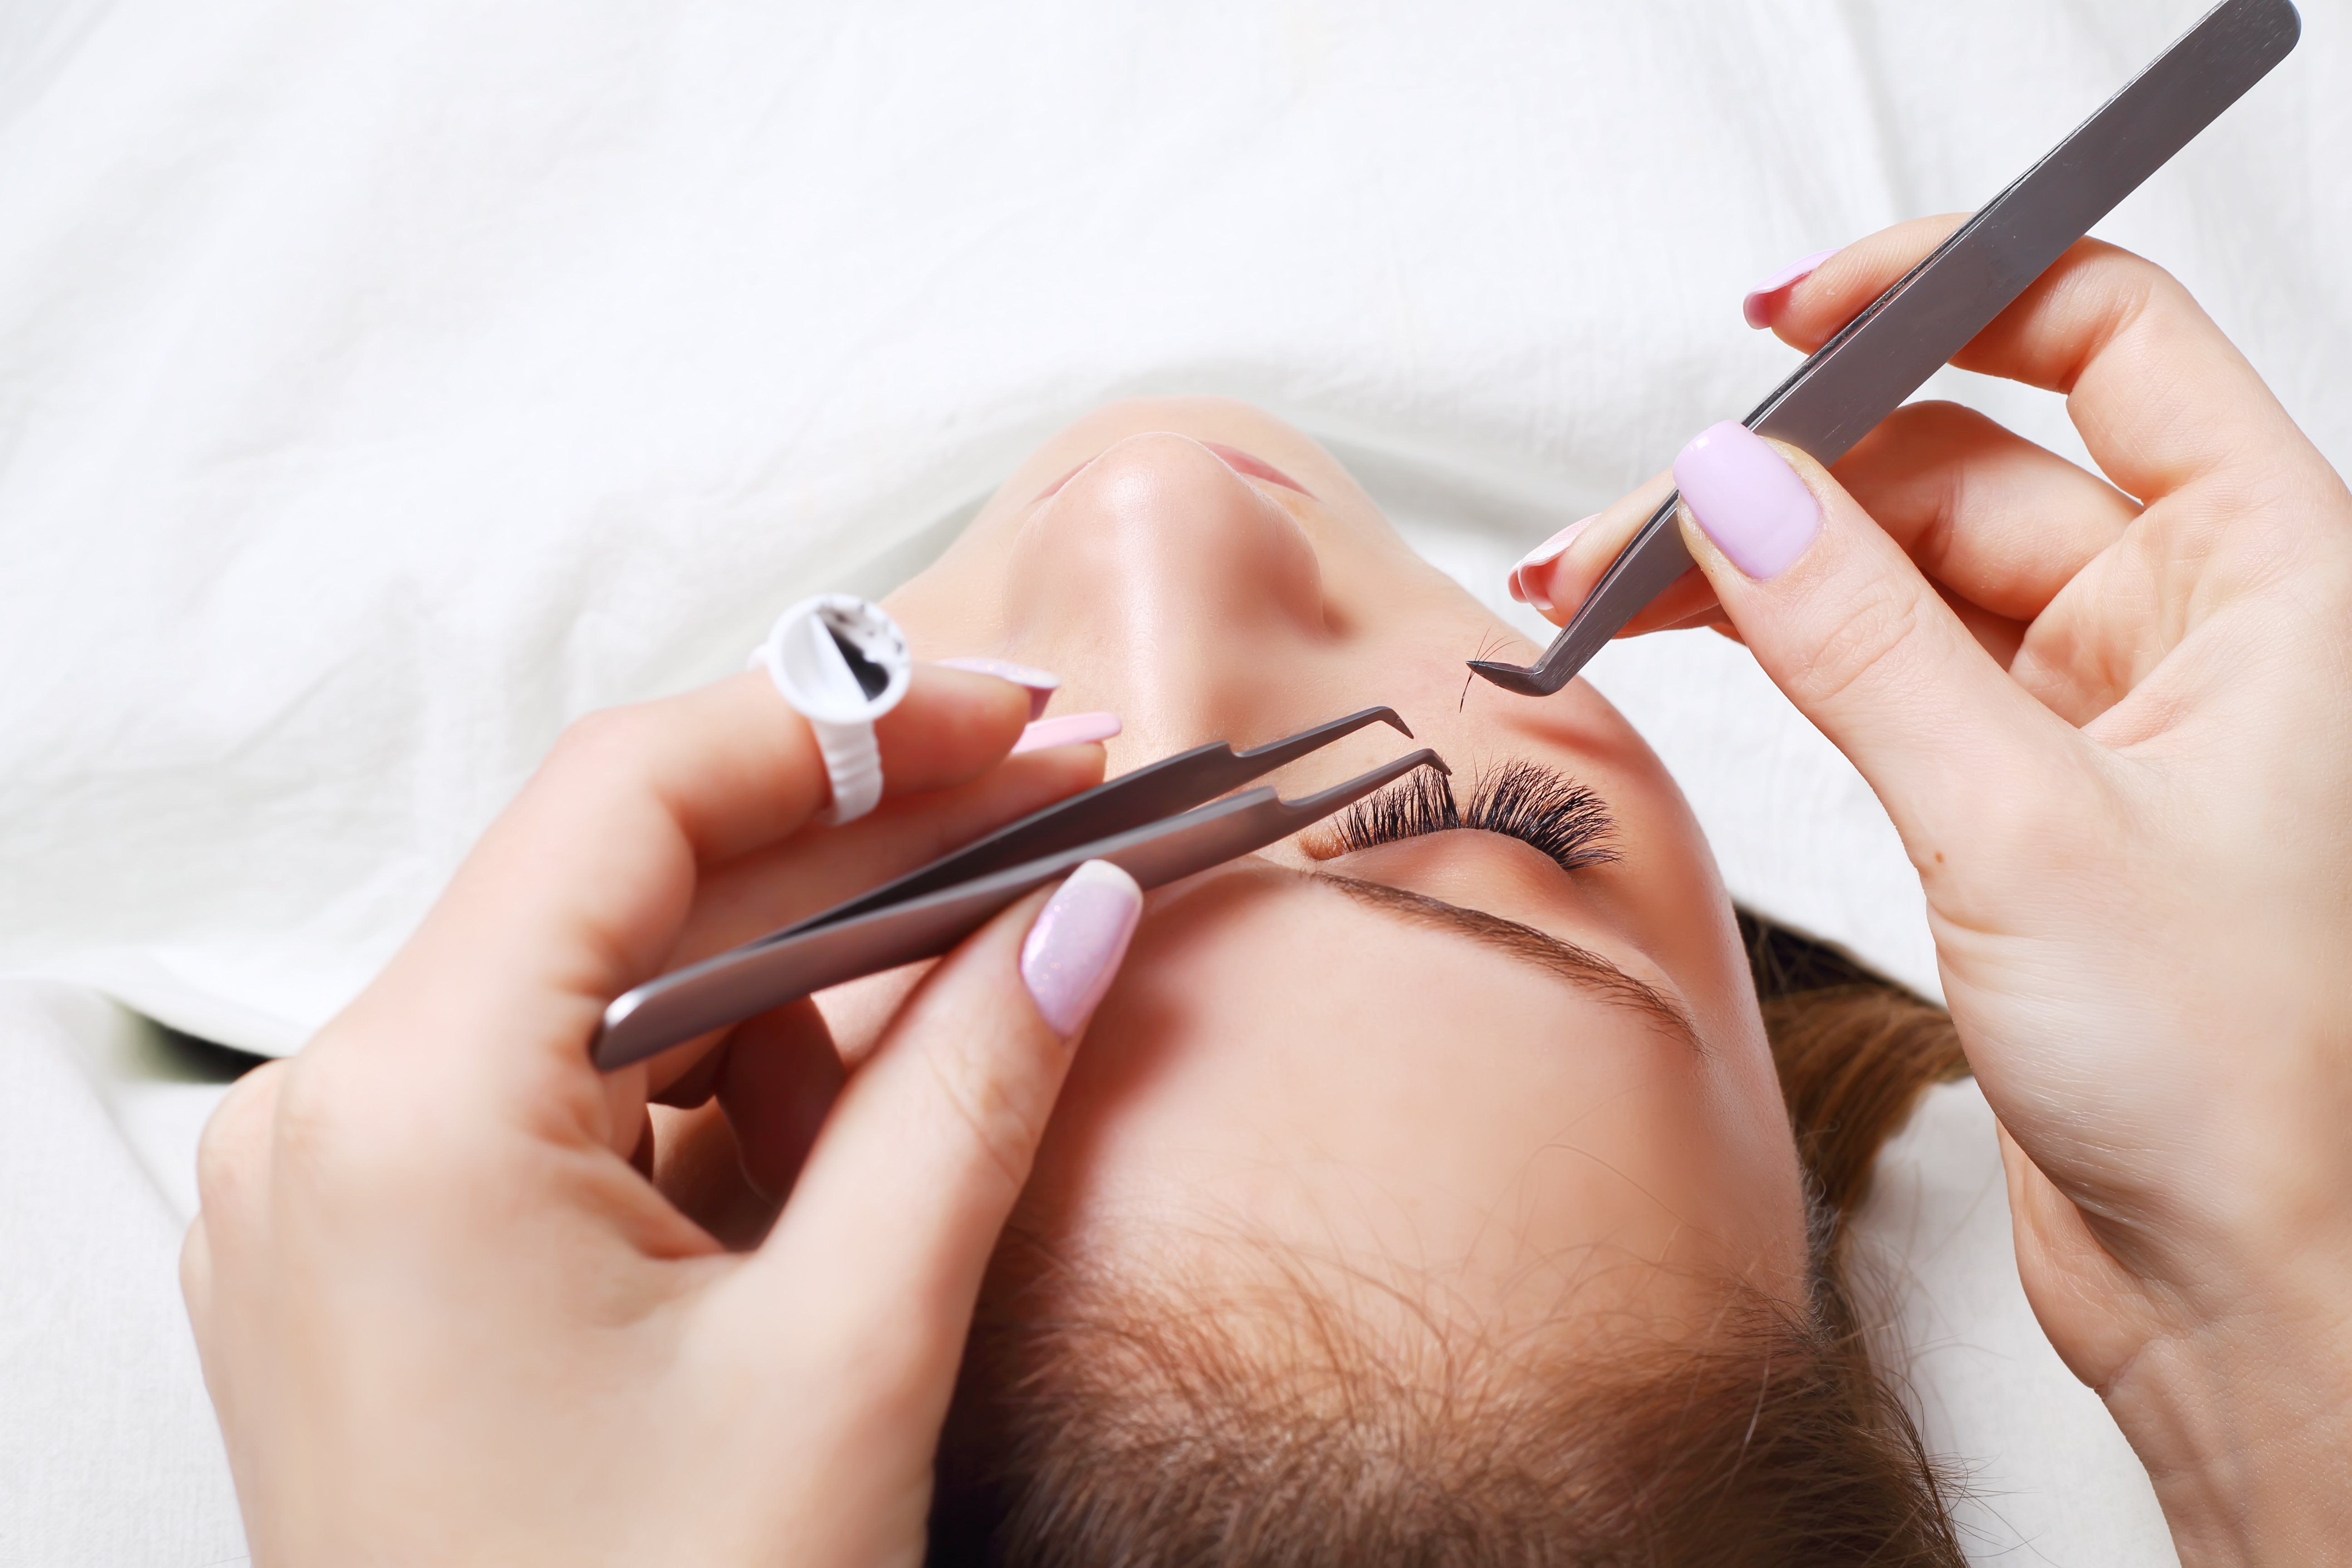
[180,665,1143,1568]
[1537,223,2352,1564]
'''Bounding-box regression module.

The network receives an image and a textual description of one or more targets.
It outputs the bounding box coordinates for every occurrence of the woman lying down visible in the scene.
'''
[186,231,2352,1566]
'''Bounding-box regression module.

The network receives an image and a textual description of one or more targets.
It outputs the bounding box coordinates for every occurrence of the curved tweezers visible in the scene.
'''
[593,706,1442,1071]
[1469,0,2300,698]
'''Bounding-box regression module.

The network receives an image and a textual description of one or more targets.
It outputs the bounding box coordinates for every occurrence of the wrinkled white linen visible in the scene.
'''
[0,984,245,1567]
[9,0,2347,1045]
[5,0,2346,1560]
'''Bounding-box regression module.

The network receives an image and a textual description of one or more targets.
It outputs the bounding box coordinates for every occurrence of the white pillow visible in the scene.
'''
[6,0,2342,1049]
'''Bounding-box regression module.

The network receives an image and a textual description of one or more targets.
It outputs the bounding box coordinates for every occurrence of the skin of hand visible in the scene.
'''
[179,664,1134,1568]
[1522,219,2352,1563]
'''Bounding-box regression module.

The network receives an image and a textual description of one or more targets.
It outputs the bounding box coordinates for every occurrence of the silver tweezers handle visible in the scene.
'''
[1469,0,2301,697]
[592,745,1445,1070]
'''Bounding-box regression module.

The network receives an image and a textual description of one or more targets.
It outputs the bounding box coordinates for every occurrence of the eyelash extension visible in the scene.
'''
[1328,758,1617,873]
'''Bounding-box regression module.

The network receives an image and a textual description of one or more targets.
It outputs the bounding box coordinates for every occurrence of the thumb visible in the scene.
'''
[1670,421,2068,856]
[718,860,1142,1383]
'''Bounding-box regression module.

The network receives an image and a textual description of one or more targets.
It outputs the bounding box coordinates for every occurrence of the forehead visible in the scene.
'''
[1025,867,1783,1330]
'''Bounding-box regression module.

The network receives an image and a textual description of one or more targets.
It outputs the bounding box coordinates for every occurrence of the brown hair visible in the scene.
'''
[931,912,1972,1566]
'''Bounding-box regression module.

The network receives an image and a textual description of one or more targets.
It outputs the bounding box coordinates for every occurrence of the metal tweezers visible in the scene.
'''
[1469,0,2300,697]
[593,707,1443,1070]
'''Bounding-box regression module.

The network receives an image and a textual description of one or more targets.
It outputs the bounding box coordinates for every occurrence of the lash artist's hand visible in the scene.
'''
[179,666,1143,1568]
[1532,222,2352,1564]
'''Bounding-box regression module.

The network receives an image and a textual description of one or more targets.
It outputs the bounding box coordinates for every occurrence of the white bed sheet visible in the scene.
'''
[5,0,2346,1560]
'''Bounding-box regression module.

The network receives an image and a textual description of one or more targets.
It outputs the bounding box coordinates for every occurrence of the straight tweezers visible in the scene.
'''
[592,706,1444,1070]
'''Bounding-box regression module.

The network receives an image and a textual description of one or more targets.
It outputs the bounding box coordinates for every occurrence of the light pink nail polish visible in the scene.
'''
[1021,859,1143,1038]
[1009,710,1121,755]
[1674,421,1820,580]
[1513,515,1598,575]
[1741,247,1837,328]
[937,657,1061,720]
[1507,515,1595,616]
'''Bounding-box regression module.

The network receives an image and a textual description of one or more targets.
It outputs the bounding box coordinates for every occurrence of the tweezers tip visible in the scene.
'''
[1465,657,1559,697]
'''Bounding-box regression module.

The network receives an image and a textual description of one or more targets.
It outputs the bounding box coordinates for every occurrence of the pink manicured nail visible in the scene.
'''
[1674,422,1820,580]
[1741,247,1837,328]
[937,657,1061,720]
[1021,859,1143,1038]
[1009,710,1121,755]
[1507,515,1598,613]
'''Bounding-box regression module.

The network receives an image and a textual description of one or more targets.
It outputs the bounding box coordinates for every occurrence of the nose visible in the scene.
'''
[1000,432,1330,754]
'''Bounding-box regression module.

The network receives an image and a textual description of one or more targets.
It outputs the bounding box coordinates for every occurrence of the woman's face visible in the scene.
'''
[888,399,1808,1339]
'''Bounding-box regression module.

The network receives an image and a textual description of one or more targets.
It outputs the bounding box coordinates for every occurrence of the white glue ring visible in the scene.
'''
[750,595,913,825]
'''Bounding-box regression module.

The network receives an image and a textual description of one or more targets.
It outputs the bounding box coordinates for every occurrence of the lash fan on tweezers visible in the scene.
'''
[592,706,1445,1071]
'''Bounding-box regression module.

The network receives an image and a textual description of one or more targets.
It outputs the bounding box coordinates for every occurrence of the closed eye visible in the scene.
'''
[1325,758,1617,874]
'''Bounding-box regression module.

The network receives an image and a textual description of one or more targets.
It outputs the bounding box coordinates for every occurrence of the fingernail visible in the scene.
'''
[1021,859,1143,1038]
[1009,710,1121,755]
[1513,515,1597,575]
[1673,422,1820,580]
[1741,247,1837,328]
[1507,515,1597,614]
[937,657,1061,720]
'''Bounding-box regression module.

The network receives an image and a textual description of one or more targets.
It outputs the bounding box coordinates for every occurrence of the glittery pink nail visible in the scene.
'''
[1020,860,1142,1038]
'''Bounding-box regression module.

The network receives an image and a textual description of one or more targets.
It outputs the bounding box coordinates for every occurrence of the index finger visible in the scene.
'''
[1762,217,2326,508]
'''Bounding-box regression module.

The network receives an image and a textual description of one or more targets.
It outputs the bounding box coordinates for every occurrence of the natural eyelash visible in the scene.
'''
[1328,759,1618,874]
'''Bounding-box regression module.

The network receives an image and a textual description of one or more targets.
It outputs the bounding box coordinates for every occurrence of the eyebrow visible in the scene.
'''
[1308,872,1704,1053]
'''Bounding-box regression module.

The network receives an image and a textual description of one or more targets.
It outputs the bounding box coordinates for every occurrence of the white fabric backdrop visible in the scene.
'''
[4,0,2345,1560]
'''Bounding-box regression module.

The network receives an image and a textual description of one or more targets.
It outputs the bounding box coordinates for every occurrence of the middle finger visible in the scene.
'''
[1769,222,2323,519]
[1833,401,2141,622]
[1520,399,2140,641]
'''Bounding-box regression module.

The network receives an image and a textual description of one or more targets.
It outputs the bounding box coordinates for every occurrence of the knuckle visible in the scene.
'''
[259,1059,343,1198]
[264,1052,418,1198]
[193,1061,285,1219]
[1790,573,1929,714]
[2044,240,2174,380]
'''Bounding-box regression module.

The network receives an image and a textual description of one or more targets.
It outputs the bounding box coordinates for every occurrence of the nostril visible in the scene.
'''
[1034,460,1090,503]
[1034,437,1312,504]
[1196,441,1312,497]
